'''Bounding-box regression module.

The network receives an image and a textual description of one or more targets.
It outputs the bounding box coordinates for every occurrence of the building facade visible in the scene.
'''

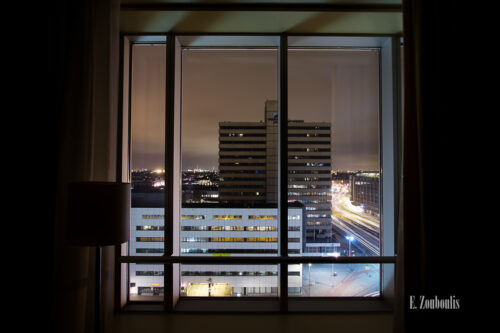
[218,100,333,250]
[350,171,380,218]
[129,198,304,297]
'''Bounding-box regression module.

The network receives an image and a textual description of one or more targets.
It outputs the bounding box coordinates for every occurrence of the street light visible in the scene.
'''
[345,235,355,256]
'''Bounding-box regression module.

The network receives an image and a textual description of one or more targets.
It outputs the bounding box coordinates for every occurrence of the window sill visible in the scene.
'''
[288,297,393,312]
[121,296,393,313]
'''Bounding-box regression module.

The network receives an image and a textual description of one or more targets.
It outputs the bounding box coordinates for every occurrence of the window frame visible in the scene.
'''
[117,32,401,313]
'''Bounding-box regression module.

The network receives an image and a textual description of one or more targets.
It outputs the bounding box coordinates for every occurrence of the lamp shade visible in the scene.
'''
[67,181,130,246]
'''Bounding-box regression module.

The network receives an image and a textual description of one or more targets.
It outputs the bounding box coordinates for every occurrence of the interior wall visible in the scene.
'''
[115,4,399,333]
[120,11,402,34]
[120,10,403,34]
[113,312,393,333]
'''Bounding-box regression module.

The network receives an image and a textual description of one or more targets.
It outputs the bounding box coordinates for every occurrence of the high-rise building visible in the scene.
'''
[218,100,333,251]
[218,120,268,204]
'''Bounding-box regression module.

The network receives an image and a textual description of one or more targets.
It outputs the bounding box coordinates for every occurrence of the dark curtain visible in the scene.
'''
[400,1,478,331]
[50,0,120,333]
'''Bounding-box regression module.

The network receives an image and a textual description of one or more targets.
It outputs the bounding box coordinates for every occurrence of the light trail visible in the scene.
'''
[338,197,379,230]
[332,216,380,256]
[330,181,380,256]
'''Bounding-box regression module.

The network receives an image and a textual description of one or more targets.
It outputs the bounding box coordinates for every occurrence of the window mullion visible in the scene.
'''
[165,32,175,311]
[165,33,175,257]
[279,33,289,311]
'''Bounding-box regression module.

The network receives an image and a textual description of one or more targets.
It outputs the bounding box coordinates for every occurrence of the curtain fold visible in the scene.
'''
[53,1,120,332]
[397,1,473,332]
[397,2,432,332]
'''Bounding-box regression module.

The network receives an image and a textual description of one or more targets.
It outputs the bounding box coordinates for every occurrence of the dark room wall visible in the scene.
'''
[113,312,393,333]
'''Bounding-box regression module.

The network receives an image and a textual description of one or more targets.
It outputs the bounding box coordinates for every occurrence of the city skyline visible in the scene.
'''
[131,47,379,171]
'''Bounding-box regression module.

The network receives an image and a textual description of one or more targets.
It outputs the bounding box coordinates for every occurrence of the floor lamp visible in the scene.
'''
[67,181,130,333]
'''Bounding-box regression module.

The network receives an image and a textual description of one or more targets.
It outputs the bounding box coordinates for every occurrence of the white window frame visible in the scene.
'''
[118,32,401,313]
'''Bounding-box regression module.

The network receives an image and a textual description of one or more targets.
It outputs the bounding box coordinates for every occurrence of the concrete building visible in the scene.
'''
[350,171,380,218]
[129,206,165,297]
[218,121,268,203]
[129,197,304,297]
[218,100,333,250]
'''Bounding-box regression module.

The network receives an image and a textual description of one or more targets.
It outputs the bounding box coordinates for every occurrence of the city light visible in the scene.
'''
[127,42,384,299]
[130,165,381,297]
[346,235,355,256]
[153,180,165,187]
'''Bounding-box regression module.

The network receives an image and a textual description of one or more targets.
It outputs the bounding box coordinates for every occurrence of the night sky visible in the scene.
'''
[131,45,379,172]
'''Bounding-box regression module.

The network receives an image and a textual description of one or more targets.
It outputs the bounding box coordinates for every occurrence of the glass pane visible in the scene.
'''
[289,264,380,297]
[178,36,287,296]
[180,38,280,261]
[128,263,165,302]
[130,43,166,257]
[288,38,381,258]
[180,264,279,297]
[129,43,166,302]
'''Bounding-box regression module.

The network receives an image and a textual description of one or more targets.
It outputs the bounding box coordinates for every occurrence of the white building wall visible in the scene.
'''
[129,208,165,295]
[129,206,303,296]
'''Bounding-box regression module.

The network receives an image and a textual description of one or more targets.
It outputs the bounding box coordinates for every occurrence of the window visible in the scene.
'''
[119,34,399,312]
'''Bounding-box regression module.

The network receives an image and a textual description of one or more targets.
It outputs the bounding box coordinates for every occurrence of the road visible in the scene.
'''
[331,182,380,256]
[301,263,380,297]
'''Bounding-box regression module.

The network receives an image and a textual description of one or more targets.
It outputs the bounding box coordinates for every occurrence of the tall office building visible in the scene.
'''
[218,100,333,251]
[218,119,268,204]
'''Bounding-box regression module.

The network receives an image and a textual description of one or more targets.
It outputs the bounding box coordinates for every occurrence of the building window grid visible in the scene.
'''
[119,33,399,311]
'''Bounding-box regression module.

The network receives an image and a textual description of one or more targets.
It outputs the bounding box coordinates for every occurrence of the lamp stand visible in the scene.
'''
[95,246,102,333]
[67,181,130,332]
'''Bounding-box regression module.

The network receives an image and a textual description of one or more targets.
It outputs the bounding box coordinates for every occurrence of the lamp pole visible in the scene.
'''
[345,235,354,256]
[67,181,131,333]
[95,247,102,333]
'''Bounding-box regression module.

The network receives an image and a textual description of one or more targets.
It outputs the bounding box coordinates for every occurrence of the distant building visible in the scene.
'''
[182,170,219,203]
[350,171,380,218]
[218,100,333,250]
[131,169,220,204]
[131,169,165,193]
[331,171,353,184]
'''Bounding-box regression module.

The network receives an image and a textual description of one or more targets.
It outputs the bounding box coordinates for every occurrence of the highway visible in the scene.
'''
[331,182,380,256]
